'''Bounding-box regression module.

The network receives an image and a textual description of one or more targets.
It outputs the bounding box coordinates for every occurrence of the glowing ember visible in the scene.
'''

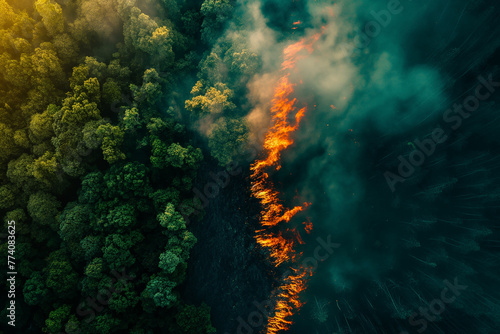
[250,32,321,334]
[303,219,313,234]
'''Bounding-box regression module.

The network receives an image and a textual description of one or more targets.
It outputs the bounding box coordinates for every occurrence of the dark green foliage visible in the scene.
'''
[27,191,60,229]
[175,303,216,334]
[150,187,180,211]
[200,0,234,44]
[0,184,18,210]
[102,232,144,270]
[44,250,78,295]
[208,117,248,165]
[0,1,220,333]
[58,202,91,241]
[44,304,71,334]
[108,283,139,313]
[102,162,151,199]
[96,123,126,163]
[94,313,120,334]
[158,203,186,231]
[23,271,49,306]
[151,141,203,170]
[141,276,178,309]
[130,69,164,106]
[80,235,103,261]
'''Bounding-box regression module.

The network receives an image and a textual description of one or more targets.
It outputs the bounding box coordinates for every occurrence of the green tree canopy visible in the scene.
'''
[200,0,234,44]
[185,81,235,115]
[27,191,60,229]
[141,276,178,309]
[208,117,248,165]
[35,0,64,37]
[44,304,71,334]
[23,271,49,306]
[175,303,216,334]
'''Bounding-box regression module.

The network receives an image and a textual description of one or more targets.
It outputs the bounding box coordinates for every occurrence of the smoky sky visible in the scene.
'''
[235,0,500,333]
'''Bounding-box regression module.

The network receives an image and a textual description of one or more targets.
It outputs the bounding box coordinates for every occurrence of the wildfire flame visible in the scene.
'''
[303,219,313,234]
[250,32,321,334]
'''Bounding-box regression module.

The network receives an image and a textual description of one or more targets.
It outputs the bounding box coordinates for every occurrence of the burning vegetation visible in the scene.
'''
[250,32,322,334]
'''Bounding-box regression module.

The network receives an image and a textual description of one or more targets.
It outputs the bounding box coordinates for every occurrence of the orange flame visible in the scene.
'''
[303,219,313,234]
[281,33,321,71]
[250,32,321,334]
[266,267,312,333]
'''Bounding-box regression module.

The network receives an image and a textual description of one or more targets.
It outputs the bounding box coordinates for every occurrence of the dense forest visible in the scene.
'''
[0,0,254,333]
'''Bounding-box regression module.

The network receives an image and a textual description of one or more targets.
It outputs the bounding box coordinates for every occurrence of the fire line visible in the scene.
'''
[250,31,322,334]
